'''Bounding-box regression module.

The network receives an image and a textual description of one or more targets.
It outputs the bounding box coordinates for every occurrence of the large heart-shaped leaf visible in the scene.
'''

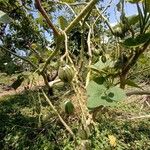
[105,86,126,101]
[0,10,12,23]
[86,81,126,109]
[86,81,107,108]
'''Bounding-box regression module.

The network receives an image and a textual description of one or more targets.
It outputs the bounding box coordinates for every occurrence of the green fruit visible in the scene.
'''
[101,55,107,63]
[64,100,74,114]
[58,65,74,83]
[113,27,125,38]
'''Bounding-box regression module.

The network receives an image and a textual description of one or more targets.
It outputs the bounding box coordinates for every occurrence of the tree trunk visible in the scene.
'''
[120,73,126,89]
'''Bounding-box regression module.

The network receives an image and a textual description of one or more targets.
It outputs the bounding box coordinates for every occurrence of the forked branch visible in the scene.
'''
[65,0,98,33]
[35,0,60,37]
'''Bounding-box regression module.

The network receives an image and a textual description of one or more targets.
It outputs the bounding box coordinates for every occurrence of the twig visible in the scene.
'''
[95,6,114,35]
[48,79,61,87]
[92,0,113,26]
[49,0,87,6]
[35,0,60,37]
[30,47,44,63]
[127,115,150,120]
[62,2,87,6]
[42,90,75,138]
[0,46,38,69]
[122,38,150,74]
[65,0,98,33]
[41,42,61,73]
[78,9,91,73]
[126,90,150,96]
[85,27,92,87]
[37,90,42,128]
[58,2,82,26]
[128,66,150,78]
[60,31,73,64]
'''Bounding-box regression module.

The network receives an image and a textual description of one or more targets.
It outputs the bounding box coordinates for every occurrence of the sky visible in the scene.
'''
[102,0,138,25]
[41,0,139,40]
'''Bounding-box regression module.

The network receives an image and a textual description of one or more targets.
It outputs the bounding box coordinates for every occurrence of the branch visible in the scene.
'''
[92,0,112,26]
[48,79,61,87]
[35,0,60,37]
[41,43,60,73]
[95,6,114,35]
[65,0,98,33]
[60,31,73,64]
[0,46,38,69]
[65,2,87,6]
[126,90,150,96]
[50,1,87,6]
[42,90,75,138]
[30,47,44,63]
[59,2,82,26]
[86,27,92,87]
[122,38,150,74]
[127,115,150,120]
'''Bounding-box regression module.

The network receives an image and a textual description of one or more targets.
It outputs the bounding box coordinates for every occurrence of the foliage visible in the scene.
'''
[0,90,149,149]
[86,81,126,108]
[0,0,150,149]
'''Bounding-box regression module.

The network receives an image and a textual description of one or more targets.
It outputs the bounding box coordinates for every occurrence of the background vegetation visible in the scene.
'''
[0,0,150,149]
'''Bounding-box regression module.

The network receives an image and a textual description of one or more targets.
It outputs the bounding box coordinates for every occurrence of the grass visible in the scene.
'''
[0,86,150,150]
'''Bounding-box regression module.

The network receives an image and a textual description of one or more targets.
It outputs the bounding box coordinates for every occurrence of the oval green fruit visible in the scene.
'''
[64,100,74,114]
[58,65,74,83]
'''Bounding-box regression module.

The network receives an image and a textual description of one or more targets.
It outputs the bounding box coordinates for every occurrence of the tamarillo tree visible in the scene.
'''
[0,0,150,137]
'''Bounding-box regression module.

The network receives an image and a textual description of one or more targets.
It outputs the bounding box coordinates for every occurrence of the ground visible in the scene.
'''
[0,73,150,149]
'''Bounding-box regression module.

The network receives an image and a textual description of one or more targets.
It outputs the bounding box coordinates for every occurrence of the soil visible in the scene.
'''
[0,79,45,98]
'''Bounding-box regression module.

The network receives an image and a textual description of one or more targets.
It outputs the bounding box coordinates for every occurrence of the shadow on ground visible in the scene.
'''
[0,91,65,150]
[0,91,150,149]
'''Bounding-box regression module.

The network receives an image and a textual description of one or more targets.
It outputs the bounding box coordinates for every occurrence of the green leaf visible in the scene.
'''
[29,55,38,64]
[116,1,122,12]
[0,10,12,23]
[127,15,139,26]
[106,87,126,101]
[58,16,68,30]
[93,76,106,85]
[11,75,24,90]
[125,80,142,89]
[123,33,150,47]
[86,81,126,109]
[145,0,150,12]
[86,81,107,108]
[89,56,114,72]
